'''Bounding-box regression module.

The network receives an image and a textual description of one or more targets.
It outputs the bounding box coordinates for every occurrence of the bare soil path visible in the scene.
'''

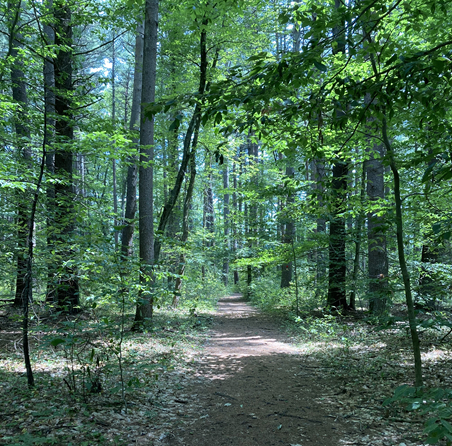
[171,294,354,446]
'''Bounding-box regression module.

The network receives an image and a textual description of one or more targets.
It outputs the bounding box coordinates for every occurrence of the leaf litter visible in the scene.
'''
[1,299,452,445]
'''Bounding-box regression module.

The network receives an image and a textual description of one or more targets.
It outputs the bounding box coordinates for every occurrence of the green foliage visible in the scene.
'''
[182,267,226,312]
[384,385,452,445]
[296,314,347,341]
[3,433,61,445]
[245,275,293,311]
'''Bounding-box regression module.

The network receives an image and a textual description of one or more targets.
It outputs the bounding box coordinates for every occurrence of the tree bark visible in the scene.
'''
[327,0,349,310]
[327,160,348,309]
[246,135,258,294]
[111,36,119,248]
[366,140,389,314]
[120,21,144,259]
[383,118,423,387]
[133,0,159,327]
[53,0,79,313]
[314,159,327,298]
[43,0,56,303]
[8,1,32,308]
[173,149,197,307]
[349,164,366,310]
[222,161,230,286]
[204,162,215,247]
[280,165,295,288]
[232,155,239,284]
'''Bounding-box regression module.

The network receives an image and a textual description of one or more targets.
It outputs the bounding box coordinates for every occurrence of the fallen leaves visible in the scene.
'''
[0,310,212,445]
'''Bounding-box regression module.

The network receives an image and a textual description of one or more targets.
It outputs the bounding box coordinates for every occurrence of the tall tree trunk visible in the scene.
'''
[53,0,79,313]
[362,30,389,316]
[153,23,211,266]
[164,109,182,289]
[171,35,217,306]
[173,149,197,307]
[8,1,32,307]
[232,155,239,284]
[246,135,258,294]
[327,160,348,309]
[205,161,215,247]
[280,7,300,288]
[111,35,119,248]
[366,140,389,314]
[222,161,230,286]
[327,0,348,310]
[43,0,56,303]
[280,165,295,288]
[133,0,159,328]
[314,159,327,299]
[22,139,48,388]
[8,2,31,306]
[349,164,366,311]
[121,21,144,259]
[202,156,214,278]
[383,118,423,387]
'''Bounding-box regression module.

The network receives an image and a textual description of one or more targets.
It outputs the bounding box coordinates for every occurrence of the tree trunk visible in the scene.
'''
[383,118,423,387]
[366,140,389,314]
[43,1,56,303]
[205,165,215,247]
[22,143,48,388]
[111,36,119,248]
[53,0,79,313]
[327,0,349,310]
[165,108,182,271]
[222,161,230,286]
[279,10,300,289]
[327,160,348,309]
[349,164,366,310]
[8,1,32,307]
[153,23,210,266]
[280,165,295,288]
[314,159,327,299]
[246,135,258,295]
[133,0,159,328]
[232,155,239,284]
[120,21,143,259]
[173,149,197,307]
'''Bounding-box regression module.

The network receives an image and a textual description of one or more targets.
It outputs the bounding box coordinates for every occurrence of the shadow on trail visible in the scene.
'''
[176,294,345,446]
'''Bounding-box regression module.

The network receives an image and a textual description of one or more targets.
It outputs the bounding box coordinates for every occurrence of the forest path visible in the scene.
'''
[170,294,349,446]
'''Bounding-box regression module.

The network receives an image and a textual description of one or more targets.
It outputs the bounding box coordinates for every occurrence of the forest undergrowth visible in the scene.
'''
[0,300,216,446]
[2,285,452,446]
[239,272,452,445]
[279,307,452,446]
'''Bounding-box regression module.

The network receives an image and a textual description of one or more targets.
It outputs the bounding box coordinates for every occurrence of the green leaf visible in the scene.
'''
[50,338,66,347]
[169,115,182,132]
[441,419,452,433]
[385,53,398,66]
[313,60,327,72]
[432,222,442,234]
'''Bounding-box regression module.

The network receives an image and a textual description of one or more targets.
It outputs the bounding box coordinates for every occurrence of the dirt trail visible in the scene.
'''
[171,294,351,446]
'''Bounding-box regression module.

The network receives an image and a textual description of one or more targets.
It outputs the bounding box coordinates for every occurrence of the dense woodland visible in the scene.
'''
[3,0,452,444]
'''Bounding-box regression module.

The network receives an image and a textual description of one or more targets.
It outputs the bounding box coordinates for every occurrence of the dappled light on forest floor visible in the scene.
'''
[172,294,345,446]
[3,294,452,445]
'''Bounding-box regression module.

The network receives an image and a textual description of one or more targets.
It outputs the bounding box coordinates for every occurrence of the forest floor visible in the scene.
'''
[171,293,346,446]
[166,294,431,446]
[1,293,451,445]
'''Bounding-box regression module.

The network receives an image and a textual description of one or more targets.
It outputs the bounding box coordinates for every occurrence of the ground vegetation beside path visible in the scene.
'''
[1,294,450,445]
